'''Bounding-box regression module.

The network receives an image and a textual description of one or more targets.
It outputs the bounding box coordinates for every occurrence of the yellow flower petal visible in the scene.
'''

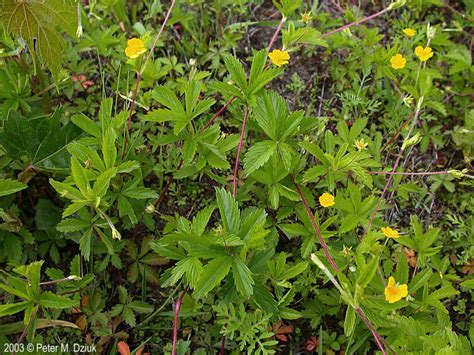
[354,138,368,151]
[381,227,400,238]
[385,276,409,303]
[127,38,145,49]
[125,38,146,59]
[269,49,290,67]
[390,54,407,69]
[319,192,335,208]
[414,46,433,62]
[403,28,416,37]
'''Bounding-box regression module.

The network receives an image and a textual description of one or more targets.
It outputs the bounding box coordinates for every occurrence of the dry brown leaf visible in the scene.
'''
[305,336,319,352]
[117,341,130,355]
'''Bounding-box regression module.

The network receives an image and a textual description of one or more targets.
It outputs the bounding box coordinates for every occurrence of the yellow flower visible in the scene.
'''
[390,54,407,69]
[381,227,400,239]
[319,193,335,208]
[354,138,368,151]
[269,49,290,67]
[414,46,434,62]
[384,276,408,303]
[403,28,416,37]
[301,12,313,24]
[125,38,146,59]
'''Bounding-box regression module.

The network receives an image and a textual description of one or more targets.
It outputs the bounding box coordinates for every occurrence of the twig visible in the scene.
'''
[122,0,177,160]
[232,108,249,197]
[171,286,188,355]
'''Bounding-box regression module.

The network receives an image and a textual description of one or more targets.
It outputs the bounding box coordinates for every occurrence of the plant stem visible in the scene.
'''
[220,335,226,354]
[155,159,184,207]
[122,0,177,160]
[267,16,286,50]
[171,286,188,355]
[368,171,450,176]
[355,307,387,355]
[322,7,390,38]
[232,108,249,197]
[364,97,424,237]
[291,175,339,272]
[201,96,237,131]
[381,111,415,152]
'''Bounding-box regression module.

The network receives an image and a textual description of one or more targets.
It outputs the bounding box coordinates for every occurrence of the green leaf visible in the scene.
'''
[191,207,214,236]
[224,55,247,92]
[357,256,379,288]
[71,114,101,138]
[243,140,277,175]
[460,280,474,289]
[215,188,240,234]
[102,127,117,169]
[129,301,153,313]
[0,0,77,81]
[283,25,327,48]
[344,306,356,337]
[232,257,254,297]
[0,301,30,318]
[280,261,308,280]
[92,168,117,198]
[39,292,78,309]
[70,157,90,195]
[0,179,27,197]
[408,268,432,293]
[67,142,105,172]
[194,256,232,298]
[118,195,138,225]
[0,110,81,170]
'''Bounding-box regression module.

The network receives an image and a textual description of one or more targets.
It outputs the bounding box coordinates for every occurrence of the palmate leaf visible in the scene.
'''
[0,0,76,81]
[0,110,81,171]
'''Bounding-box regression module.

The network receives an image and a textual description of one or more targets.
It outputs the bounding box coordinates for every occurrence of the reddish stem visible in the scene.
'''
[233,108,249,197]
[293,176,387,353]
[322,7,389,38]
[267,17,286,50]
[220,335,226,354]
[122,0,177,160]
[381,112,415,152]
[368,170,449,176]
[171,286,188,355]
[155,159,184,207]
[202,96,237,131]
[291,175,339,272]
[355,307,387,355]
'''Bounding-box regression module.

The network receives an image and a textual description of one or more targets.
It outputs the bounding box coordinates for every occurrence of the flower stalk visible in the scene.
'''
[232,108,249,197]
[122,0,177,160]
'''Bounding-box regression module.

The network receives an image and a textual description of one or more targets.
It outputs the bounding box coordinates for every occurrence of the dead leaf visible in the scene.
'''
[403,247,417,267]
[75,315,87,331]
[305,336,319,352]
[461,260,474,275]
[81,294,89,307]
[272,321,293,343]
[117,341,130,355]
